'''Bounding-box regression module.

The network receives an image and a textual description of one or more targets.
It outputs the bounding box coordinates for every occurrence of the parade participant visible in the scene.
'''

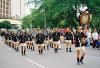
[92,29,99,48]
[31,36,35,51]
[4,32,9,45]
[75,26,87,64]
[48,30,53,48]
[44,34,49,50]
[24,32,30,49]
[36,30,45,55]
[52,28,60,53]
[64,28,73,52]
[45,30,53,50]
[19,32,27,56]
[28,33,34,50]
[8,32,12,47]
[12,33,19,52]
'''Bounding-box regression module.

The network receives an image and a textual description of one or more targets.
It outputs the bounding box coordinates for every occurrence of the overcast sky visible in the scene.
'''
[11,0,34,18]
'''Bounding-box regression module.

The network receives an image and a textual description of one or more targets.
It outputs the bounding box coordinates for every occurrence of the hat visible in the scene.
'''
[76,26,83,30]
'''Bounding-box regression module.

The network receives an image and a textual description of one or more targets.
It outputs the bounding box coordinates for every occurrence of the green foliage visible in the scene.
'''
[22,0,100,29]
[0,21,12,29]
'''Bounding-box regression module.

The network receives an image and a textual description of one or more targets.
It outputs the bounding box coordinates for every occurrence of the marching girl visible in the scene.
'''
[28,33,34,51]
[75,26,87,64]
[64,28,73,52]
[36,30,45,55]
[19,32,27,56]
[52,28,60,53]
[12,33,19,52]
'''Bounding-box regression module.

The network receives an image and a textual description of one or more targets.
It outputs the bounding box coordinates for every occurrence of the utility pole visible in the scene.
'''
[44,8,46,29]
[20,0,21,19]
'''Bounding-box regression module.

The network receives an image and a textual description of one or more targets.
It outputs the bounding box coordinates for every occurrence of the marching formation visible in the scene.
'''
[0,26,100,65]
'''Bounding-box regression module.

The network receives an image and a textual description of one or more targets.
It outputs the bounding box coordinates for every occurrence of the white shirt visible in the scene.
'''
[92,32,98,40]
[86,31,91,38]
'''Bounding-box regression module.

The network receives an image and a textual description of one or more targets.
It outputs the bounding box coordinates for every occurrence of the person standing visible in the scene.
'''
[19,32,27,56]
[64,28,73,52]
[36,30,45,55]
[52,28,60,53]
[75,26,87,65]
[92,29,99,48]
[86,29,91,48]
[12,33,19,52]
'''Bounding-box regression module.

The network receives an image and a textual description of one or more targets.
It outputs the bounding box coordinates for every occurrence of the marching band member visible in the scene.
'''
[28,33,33,50]
[19,32,27,56]
[75,26,87,64]
[36,30,45,55]
[52,28,60,53]
[12,33,19,52]
[64,28,73,52]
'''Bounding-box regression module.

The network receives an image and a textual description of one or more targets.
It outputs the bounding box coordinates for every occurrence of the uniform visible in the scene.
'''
[36,33,45,54]
[64,31,73,52]
[12,34,19,51]
[52,31,60,53]
[19,33,27,56]
[75,26,87,64]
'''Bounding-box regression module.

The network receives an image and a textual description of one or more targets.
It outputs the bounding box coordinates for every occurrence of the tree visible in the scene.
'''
[0,21,12,29]
[22,0,100,29]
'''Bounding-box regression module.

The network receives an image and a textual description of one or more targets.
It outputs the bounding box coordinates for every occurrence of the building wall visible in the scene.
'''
[0,0,11,19]
[0,19,21,25]
[11,0,27,19]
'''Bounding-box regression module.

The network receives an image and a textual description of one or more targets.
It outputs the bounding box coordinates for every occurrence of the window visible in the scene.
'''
[3,5,5,9]
[3,0,5,5]
[1,0,2,3]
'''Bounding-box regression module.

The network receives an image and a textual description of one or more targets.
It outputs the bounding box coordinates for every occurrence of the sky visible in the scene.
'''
[11,0,34,18]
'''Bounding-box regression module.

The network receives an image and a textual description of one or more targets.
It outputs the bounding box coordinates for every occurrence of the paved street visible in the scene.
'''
[0,37,100,68]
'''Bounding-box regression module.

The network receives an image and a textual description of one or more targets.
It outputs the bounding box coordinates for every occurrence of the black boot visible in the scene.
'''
[16,47,19,52]
[55,48,58,53]
[29,45,30,49]
[33,47,35,51]
[80,57,84,64]
[17,47,19,52]
[27,45,28,49]
[39,50,41,54]
[47,46,49,50]
[31,47,32,50]
[77,58,80,65]
[41,49,43,54]
[66,48,68,52]
[54,48,56,53]
[51,44,53,48]
[24,50,26,56]
[15,48,17,51]
[69,48,72,52]
[31,46,34,51]
[21,46,23,56]
[21,51,23,56]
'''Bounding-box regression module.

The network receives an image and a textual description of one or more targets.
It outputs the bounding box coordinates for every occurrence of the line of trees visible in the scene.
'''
[22,0,100,29]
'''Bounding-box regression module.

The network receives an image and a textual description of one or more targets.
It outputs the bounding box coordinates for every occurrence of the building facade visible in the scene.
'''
[11,0,27,19]
[0,0,11,19]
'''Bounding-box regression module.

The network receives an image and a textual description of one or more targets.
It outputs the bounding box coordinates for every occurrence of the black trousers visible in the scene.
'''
[93,40,98,48]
